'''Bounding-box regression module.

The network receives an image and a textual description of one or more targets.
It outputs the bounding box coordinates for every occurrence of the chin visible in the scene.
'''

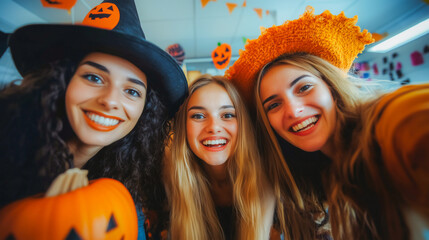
[80,137,114,148]
[295,143,324,153]
[204,158,228,166]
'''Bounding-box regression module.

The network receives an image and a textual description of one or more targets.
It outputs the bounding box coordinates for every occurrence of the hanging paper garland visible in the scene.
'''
[40,0,77,11]
[226,3,238,14]
[201,0,216,8]
[254,8,263,19]
[212,42,232,69]
[372,32,388,42]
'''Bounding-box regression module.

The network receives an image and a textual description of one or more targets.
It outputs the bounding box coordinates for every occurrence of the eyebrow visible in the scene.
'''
[128,78,147,89]
[81,61,109,73]
[187,105,235,112]
[81,61,147,89]
[220,105,235,110]
[290,74,310,87]
[262,74,310,106]
[262,95,278,106]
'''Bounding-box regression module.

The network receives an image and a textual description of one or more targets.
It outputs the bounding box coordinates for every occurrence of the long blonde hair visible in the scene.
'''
[254,53,379,239]
[165,75,273,240]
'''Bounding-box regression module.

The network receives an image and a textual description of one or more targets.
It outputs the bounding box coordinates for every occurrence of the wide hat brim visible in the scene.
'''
[9,24,188,117]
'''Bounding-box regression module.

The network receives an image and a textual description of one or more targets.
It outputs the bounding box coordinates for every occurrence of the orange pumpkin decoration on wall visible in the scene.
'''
[212,42,232,69]
[40,0,77,11]
[0,169,137,240]
[82,2,120,30]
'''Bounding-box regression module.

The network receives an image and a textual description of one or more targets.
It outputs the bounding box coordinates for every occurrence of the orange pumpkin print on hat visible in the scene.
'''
[82,2,120,30]
[212,42,232,69]
[0,169,138,239]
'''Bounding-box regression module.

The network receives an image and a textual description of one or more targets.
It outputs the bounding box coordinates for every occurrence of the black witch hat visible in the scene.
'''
[8,0,188,116]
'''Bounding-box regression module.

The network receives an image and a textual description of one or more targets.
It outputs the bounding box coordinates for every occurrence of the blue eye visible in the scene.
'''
[191,113,205,119]
[223,113,236,119]
[298,84,312,93]
[82,74,103,84]
[125,89,141,97]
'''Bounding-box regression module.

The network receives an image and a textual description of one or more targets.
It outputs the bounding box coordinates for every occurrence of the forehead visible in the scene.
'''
[188,83,233,109]
[78,52,147,84]
[261,64,323,88]
[263,64,303,81]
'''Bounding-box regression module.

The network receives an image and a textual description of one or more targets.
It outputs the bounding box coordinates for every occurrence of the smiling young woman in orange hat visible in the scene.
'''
[226,5,428,240]
[0,0,187,239]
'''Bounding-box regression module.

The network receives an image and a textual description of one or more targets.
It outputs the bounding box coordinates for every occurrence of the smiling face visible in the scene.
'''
[65,52,147,149]
[259,64,336,153]
[186,83,238,167]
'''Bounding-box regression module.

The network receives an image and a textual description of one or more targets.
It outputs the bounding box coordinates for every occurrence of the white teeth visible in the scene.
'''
[291,116,318,132]
[202,139,227,146]
[87,112,120,126]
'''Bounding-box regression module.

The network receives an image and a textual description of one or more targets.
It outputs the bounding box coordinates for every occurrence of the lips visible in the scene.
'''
[201,137,229,152]
[82,109,124,132]
[289,115,320,136]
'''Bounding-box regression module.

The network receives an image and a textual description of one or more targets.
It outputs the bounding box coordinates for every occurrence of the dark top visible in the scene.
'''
[216,205,236,240]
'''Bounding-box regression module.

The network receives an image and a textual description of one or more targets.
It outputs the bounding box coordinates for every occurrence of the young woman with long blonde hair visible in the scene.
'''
[225,6,383,240]
[164,75,275,240]
[226,5,429,240]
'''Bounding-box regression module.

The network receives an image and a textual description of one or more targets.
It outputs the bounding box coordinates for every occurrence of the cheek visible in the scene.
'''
[186,122,197,143]
[186,122,200,154]
[318,92,336,123]
[65,78,93,107]
[229,122,238,140]
[65,79,83,113]
[267,113,283,133]
[124,101,145,123]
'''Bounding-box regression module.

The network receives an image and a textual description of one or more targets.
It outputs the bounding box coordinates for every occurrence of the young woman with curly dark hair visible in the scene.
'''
[0,0,188,239]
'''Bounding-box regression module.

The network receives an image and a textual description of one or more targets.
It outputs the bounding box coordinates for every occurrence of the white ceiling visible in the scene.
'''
[0,0,428,62]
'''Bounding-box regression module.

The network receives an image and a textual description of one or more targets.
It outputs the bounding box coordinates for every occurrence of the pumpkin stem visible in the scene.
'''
[45,168,89,197]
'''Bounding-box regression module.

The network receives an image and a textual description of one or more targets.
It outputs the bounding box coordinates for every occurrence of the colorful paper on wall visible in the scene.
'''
[166,43,185,66]
[410,51,424,66]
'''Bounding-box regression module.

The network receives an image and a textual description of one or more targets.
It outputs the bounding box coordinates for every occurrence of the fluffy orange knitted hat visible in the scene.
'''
[225,6,374,105]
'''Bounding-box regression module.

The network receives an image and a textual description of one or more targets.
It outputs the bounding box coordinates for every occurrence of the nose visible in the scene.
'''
[206,116,222,133]
[97,86,120,110]
[284,99,304,119]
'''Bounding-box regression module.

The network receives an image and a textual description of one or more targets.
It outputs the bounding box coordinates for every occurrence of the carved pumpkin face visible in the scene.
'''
[0,178,137,239]
[40,0,77,10]
[212,43,232,69]
[82,3,120,30]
